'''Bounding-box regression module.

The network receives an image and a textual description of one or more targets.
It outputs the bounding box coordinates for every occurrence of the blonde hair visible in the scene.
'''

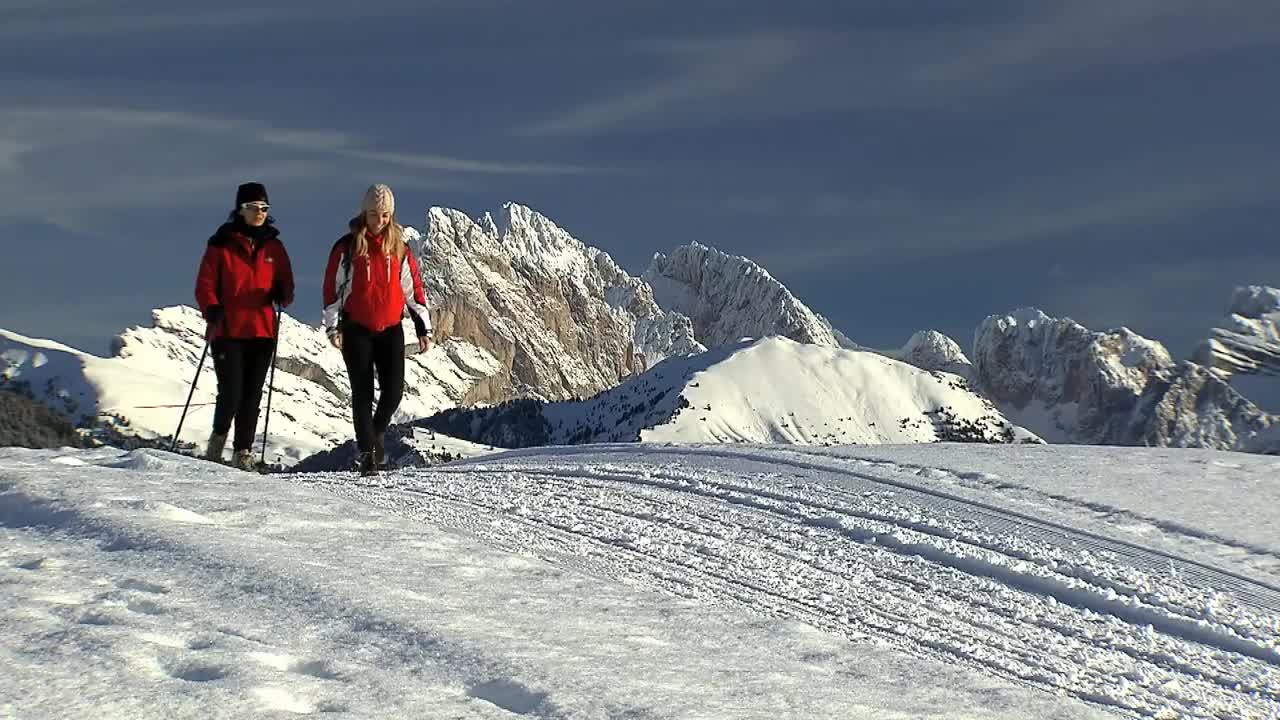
[349,213,406,261]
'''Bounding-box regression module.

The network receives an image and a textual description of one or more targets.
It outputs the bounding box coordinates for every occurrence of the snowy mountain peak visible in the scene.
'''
[1197,285,1280,379]
[899,330,972,377]
[489,202,592,273]
[643,243,857,350]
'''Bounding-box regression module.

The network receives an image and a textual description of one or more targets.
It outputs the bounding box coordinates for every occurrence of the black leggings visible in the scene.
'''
[341,322,405,453]
[211,338,275,452]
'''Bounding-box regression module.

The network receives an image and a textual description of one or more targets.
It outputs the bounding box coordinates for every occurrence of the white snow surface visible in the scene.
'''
[4,443,1280,718]
[0,307,502,464]
[533,336,1029,446]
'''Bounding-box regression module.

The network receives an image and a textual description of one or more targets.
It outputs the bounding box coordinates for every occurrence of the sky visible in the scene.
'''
[2,1,1279,369]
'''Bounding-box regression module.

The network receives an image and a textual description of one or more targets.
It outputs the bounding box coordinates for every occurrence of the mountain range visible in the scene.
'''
[2,202,1276,465]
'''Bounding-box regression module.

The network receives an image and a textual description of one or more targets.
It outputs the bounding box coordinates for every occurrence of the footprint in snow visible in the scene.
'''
[250,652,346,681]
[468,678,551,715]
[164,659,231,683]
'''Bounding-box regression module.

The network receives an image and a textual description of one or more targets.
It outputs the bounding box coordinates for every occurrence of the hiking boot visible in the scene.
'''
[372,433,386,469]
[204,432,228,462]
[357,451,377,477]
[233,449,258,472]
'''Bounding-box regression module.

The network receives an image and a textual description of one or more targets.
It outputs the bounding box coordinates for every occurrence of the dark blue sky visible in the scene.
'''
[2,0,1278,367]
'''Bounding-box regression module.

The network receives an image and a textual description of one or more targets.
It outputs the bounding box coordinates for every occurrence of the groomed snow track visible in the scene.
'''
[301,445,1280,719]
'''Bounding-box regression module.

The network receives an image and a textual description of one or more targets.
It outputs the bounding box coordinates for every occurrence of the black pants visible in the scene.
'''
[211,338,275,452]
[342,322,405,453]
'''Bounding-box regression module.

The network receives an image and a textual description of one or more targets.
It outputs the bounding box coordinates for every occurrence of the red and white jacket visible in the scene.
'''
[194,223,294,341]
[322,228,430,339]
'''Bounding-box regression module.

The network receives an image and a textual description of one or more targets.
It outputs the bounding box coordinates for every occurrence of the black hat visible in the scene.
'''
[235,182,269,206]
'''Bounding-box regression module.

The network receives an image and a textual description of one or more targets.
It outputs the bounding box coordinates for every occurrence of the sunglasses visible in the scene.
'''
[241,202,270,213]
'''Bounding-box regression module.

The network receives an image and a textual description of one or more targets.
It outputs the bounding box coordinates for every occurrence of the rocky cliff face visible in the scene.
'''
[410,203,703,401]
[972,307,1278,453]
[643,242,858,350]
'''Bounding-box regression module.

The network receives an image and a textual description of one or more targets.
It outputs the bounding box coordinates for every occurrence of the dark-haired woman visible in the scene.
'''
[194,182,294,470]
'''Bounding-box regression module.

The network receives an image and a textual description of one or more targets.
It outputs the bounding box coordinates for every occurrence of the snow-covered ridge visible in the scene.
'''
[418,336,1034,450]
[1,307,501,464]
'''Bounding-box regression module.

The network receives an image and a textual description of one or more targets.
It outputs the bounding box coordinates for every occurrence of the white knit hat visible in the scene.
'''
[362,183,395,213]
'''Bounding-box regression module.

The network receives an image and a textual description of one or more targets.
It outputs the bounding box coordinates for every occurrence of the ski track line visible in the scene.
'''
[768,446,1280,605]
[302,463,1280,720]
[518,444,1280,616]
[334,472,1267,719]
[464,464,1280,709]
[815,451,1280,572]
[316,476,1143,715]
[479,467,1264,706]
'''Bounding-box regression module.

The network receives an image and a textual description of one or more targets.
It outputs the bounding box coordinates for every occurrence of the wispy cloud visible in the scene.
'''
[520,32,806,136]
[520,2,1280,135]
[746,148,1280,274]
[0,0,440,40]
[0,106,598,220]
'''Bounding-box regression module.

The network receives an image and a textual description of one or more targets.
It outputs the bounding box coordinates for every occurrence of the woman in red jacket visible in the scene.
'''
[322,184,431,475]
[194,182,295,470]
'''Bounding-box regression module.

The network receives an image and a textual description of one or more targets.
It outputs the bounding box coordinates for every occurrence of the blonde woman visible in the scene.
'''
[322,184,431,475]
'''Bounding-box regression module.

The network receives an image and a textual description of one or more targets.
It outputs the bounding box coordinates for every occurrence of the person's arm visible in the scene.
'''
[271,241,295,308]
[321,240,348,348]
[194,246,224,329]
[402,252,432,353]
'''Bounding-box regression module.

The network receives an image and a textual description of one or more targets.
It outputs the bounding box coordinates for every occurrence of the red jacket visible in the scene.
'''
[322,231,430,338]
[194,222,294,341]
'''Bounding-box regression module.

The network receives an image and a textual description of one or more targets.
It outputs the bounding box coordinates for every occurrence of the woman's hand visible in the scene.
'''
[330,333,343,351]
[417,335,432,354]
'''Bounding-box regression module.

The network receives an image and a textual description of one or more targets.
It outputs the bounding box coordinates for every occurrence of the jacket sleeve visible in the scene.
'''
[194,246,222,313]
[321,240,347,338]
[272,241,295,308]
[401,251,431,339]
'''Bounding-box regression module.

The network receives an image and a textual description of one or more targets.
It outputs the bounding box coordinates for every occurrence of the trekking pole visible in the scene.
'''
[171,335,212,452]
[260,305,282,467]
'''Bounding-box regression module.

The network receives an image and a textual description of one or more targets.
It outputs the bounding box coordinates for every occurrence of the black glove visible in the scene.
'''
[268,286,289,307]
[203,305,225,326]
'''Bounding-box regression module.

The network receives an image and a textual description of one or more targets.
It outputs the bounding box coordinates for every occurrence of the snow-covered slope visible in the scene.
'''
[5,442,1279,718]
[643,242,860,350]
[1,307,502,464]
[420,336,1035,449]
[973,307,1279,453]
[411,203,703,400]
